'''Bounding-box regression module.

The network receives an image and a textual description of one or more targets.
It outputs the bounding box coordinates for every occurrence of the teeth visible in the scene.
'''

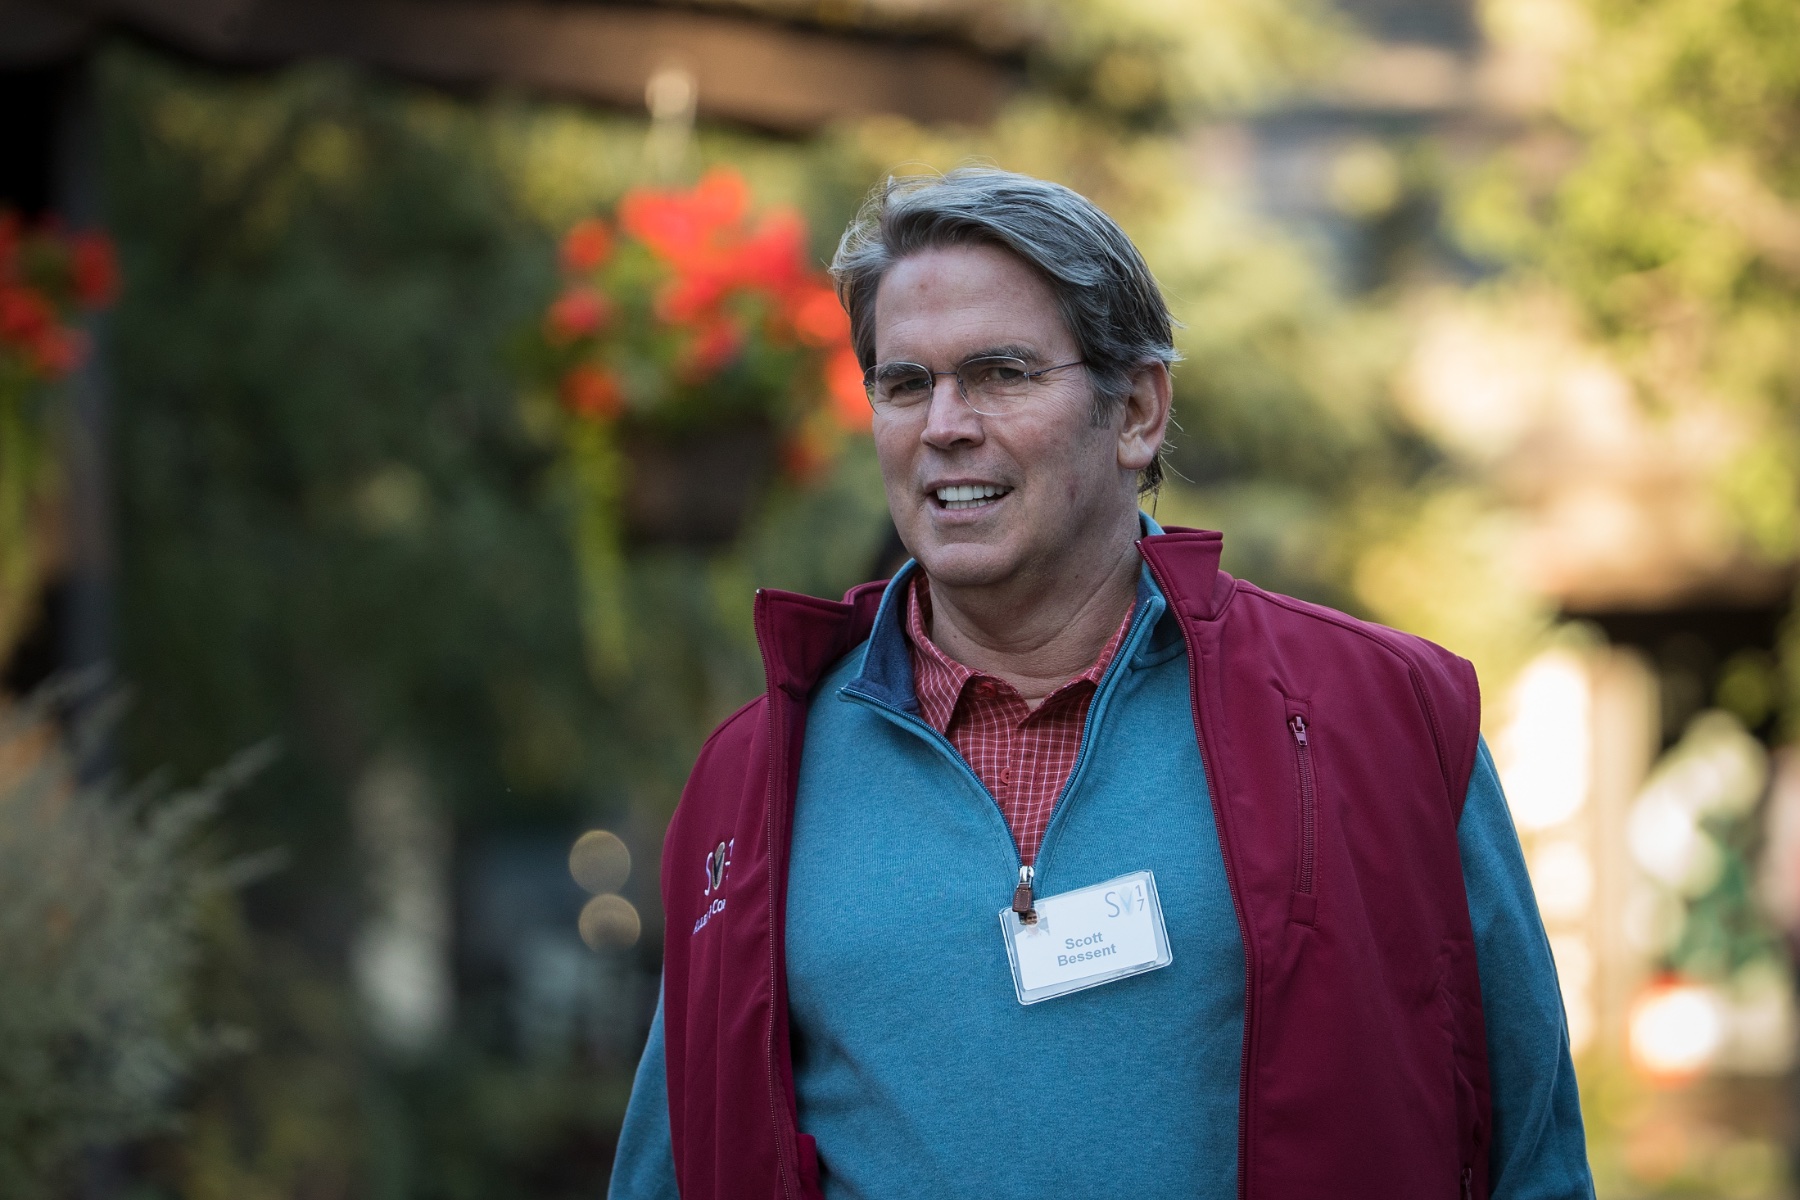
[935,484,1008,506]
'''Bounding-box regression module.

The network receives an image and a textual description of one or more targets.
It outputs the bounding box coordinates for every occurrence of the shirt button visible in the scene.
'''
[999,767,1011,783]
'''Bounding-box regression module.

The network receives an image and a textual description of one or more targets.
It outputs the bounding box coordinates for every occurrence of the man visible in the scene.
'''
[610,169,1592,1199]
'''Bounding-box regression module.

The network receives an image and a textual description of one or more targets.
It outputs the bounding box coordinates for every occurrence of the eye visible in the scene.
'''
[875,364,933,400]
[963,358,1030,389]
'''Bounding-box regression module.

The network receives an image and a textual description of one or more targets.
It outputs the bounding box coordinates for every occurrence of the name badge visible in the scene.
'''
[998,870,1172,1005]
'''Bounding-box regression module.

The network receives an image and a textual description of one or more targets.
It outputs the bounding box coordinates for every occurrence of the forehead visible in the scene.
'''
[872,243,1072,363]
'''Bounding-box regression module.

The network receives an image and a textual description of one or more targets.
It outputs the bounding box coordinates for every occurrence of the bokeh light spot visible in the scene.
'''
[569,829,631,895]
[1628,979,1724,1082]
[578,893,642,951]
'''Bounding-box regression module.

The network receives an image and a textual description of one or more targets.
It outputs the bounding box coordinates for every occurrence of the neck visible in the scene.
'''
[924,518,1142,707]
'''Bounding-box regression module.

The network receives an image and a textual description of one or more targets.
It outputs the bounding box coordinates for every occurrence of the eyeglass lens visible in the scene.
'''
[865,357,1038,413]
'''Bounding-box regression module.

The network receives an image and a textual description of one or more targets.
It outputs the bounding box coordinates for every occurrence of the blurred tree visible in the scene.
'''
[1460,0,1800,648]
[94,44,895,1197]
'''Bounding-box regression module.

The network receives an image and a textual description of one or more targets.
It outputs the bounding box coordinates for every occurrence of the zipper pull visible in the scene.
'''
[1290,713,1308,746]
[1012,864,1037,925]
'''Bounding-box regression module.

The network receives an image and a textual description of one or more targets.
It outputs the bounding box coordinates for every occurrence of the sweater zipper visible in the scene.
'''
[1023,597,1156,898]
[1012,864,1038,923]
[1289,715,1316,896]
[753,597,800,1200]
[1139,550,1254,1200]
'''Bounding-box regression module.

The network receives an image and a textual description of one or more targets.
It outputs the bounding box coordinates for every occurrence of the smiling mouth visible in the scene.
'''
[933,484,1013,511]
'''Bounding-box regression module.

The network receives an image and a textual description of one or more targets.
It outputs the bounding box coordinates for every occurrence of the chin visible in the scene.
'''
[911,542,1017,589]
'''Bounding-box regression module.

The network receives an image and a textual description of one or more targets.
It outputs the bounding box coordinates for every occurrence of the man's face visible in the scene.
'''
[870,243,1138,592]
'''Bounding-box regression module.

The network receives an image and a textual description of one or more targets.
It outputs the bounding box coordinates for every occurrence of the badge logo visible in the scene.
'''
[693,838,733,935]
[704,840,731,895]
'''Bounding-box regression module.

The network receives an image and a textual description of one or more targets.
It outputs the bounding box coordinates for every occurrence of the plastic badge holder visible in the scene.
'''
[998,869,1173,1005]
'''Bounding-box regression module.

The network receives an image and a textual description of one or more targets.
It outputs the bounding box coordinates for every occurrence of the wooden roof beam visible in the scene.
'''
[4,0,1017,130]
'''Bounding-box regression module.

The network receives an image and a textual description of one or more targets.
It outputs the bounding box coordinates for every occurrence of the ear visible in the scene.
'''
[1115,360,1172,475]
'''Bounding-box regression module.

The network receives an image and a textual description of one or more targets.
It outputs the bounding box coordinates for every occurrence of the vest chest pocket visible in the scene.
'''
[1286,708,1318,926]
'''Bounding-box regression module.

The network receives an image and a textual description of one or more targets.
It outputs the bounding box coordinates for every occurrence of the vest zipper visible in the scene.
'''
[1461,1164,1472,1199]
[1289,715,1316,896]
[754,600,800,1200]
[1138,550,1254,1200]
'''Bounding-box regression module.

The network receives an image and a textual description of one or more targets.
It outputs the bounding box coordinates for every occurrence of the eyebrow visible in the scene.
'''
[877,344,1046,369]
[960,344,1041,364]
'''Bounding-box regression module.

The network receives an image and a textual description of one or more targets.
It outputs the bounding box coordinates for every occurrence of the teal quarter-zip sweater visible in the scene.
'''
[610,552,1594,1200]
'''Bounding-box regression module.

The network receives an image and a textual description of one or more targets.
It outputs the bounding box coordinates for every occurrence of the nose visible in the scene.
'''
[921,371,984,449]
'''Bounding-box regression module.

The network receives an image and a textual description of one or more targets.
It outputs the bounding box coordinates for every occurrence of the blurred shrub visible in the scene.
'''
[0,682,266,1198]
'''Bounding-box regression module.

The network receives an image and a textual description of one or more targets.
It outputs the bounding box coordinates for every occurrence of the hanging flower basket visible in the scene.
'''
[522,168,868,670]
[0,213,117,665]
[618,422,778,547]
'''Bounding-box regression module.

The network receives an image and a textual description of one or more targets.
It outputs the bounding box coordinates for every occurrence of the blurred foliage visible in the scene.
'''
[0,681,260,1199]
[1459,0,1800,678]
[1027,0,1343,126]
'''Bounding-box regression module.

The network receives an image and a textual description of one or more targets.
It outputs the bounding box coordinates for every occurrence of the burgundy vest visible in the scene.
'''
[658,529,1490,1200]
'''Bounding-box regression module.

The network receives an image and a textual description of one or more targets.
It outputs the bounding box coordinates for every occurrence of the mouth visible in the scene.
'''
[931,483,1013,512]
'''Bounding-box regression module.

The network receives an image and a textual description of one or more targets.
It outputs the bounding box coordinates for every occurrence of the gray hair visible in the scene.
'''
[830,167,1177,492]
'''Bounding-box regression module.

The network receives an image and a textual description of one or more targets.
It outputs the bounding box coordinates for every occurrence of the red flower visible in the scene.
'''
[540,170,875,451]
[620,168,752,272]
[561,219,614,274]
[27,326,83,377]
[690,169,751,230]
[790,285,849,348]
[732,211,808,295]
[0,213,19,278]
[0,284,55,345]
[781,428,833,484]
[545,285,612,344]
[655,262,734,325]
[677,318,745,383]
[560,364,626,421]
[70,232,118,308]
[825,347,871,431]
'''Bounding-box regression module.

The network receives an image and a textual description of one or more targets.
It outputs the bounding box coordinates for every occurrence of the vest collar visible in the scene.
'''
[1135,526,1230,621]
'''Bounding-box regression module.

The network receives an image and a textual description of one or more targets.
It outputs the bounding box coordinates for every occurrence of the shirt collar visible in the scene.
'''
[904,572,1138,735]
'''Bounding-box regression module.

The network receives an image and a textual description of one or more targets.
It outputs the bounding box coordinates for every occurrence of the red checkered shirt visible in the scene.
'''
[905,575,1134,865]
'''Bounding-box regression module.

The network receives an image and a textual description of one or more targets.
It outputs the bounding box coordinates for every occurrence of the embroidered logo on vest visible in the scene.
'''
[695,838,732,934]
